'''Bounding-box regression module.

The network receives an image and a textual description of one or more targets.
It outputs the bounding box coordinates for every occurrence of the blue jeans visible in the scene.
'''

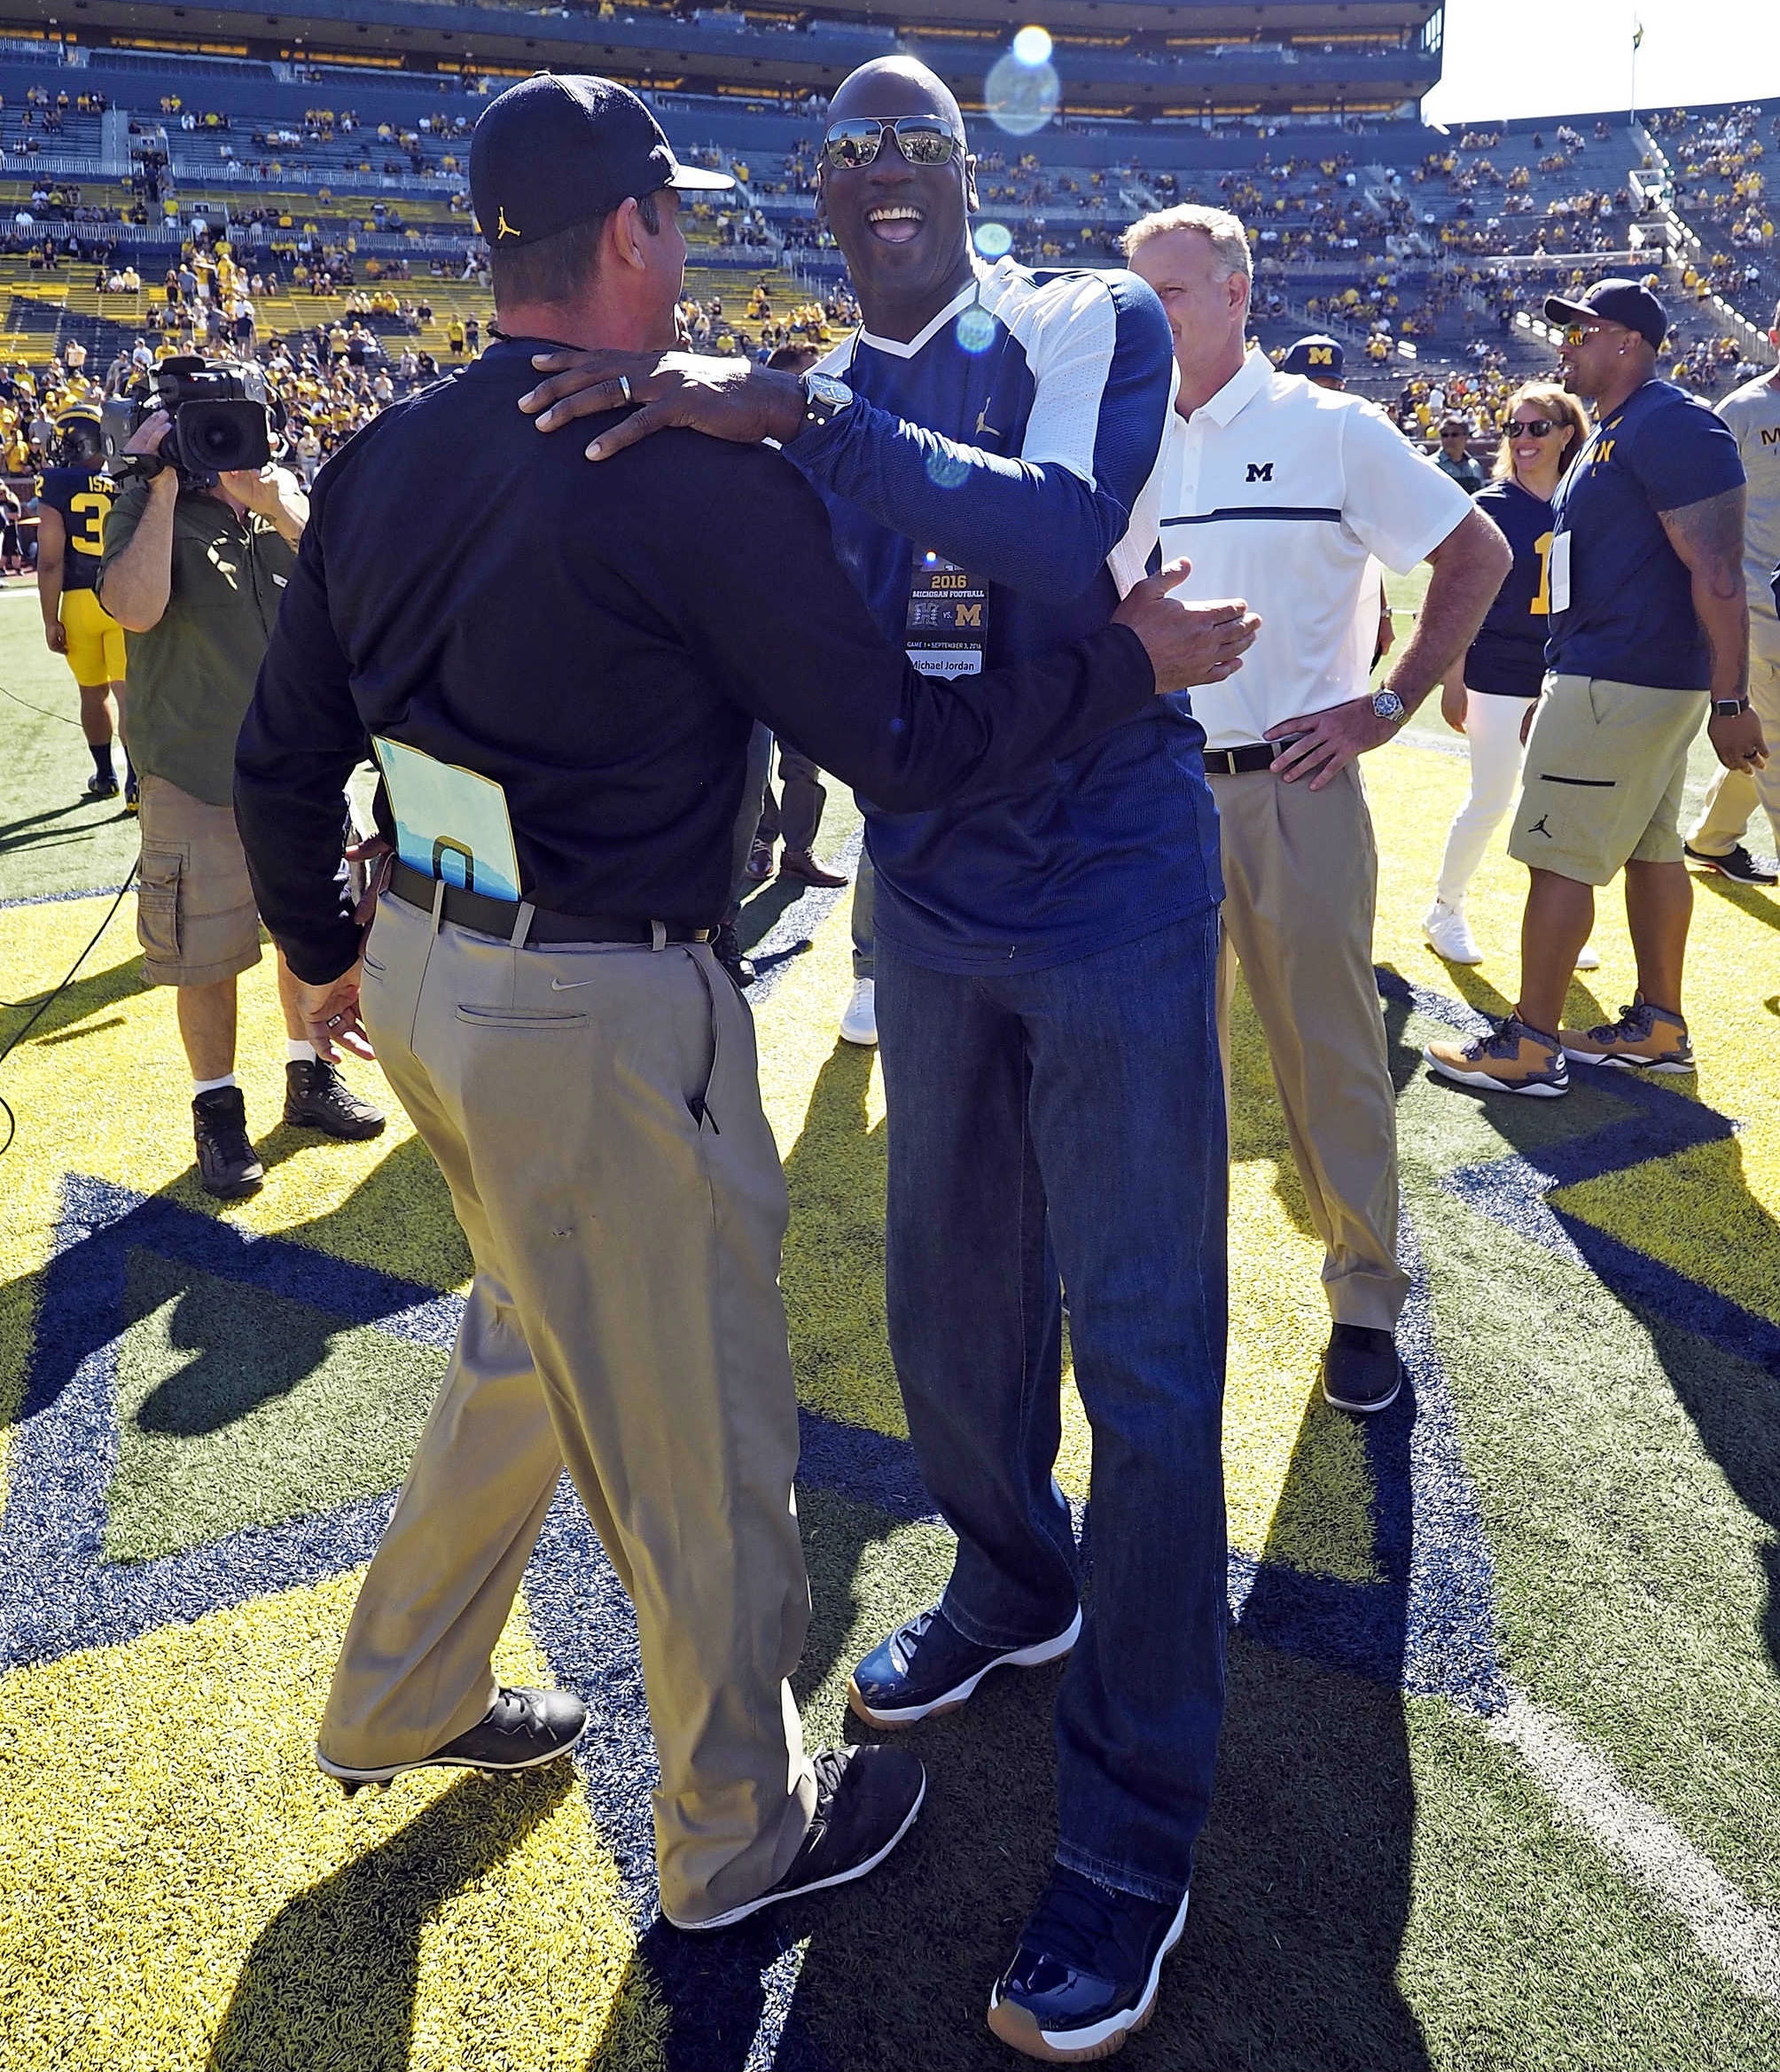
[875,910,1228,1905]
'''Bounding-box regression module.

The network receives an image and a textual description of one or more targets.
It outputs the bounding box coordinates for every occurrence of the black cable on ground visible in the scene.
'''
[0,679,85,727]
[0,862,137,1162]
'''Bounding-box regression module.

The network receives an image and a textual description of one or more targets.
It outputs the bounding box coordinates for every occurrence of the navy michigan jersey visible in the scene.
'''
[1463,477,1554,697]
[36,467,116,590]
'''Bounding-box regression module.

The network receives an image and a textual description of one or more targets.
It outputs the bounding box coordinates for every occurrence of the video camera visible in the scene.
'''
[100,356,285,488]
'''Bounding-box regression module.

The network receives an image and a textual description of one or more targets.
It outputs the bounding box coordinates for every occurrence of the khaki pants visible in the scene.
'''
[322,890,816,1926]
[1213,760,1409,1332]
[1686,651,1780,860]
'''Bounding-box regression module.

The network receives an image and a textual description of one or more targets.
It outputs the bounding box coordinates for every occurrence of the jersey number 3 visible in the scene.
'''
[67,491,109,557]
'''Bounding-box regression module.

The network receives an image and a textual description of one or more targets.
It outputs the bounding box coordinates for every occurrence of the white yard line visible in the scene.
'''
[1491,1691,1780,2004]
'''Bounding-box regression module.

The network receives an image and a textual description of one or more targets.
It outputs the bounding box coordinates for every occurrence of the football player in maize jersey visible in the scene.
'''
[38,405,133,806]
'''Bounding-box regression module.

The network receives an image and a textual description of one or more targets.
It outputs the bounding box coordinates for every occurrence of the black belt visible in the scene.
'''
[387,861,713,948]
[1202,741,1296,776]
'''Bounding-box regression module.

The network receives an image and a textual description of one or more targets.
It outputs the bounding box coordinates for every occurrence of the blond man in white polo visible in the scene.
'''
[1126,206,1511,1414]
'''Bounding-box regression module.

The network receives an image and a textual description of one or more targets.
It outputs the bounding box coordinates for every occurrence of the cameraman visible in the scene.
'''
[98,393,385,1196]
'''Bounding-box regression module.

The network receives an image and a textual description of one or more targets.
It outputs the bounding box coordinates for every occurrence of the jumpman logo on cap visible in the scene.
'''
[496,206,521,240]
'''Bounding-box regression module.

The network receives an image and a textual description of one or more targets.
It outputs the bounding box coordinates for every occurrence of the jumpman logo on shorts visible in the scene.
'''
[1527,814,1553,838]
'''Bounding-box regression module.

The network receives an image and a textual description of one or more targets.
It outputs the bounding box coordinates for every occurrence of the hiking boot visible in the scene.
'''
[192,1087,264,1197]
[285,1058,386,1139]
[1425,1015,1569,1098]
[988,1864,1191,2063]
[1684,841,1777,886]
[1422,899,1481,964]
[664,1743,926,1931]
[318,1685,588,1795]
[1561,994,1694,1075]
[779,848,848,889]
[848,1602,1081,1729]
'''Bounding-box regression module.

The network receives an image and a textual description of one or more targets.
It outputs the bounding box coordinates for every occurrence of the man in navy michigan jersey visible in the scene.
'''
[520,56,1248,2056]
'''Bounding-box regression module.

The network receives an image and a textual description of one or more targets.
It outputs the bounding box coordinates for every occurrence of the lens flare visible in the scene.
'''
[972,221,1014,260]
[985,50,1059,138]
[925,445,972,488]
[956,305,997,354]
[1011,25,1053,66]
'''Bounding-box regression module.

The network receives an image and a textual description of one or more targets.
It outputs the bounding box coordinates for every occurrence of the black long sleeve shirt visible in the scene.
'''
[234,338,1156,985]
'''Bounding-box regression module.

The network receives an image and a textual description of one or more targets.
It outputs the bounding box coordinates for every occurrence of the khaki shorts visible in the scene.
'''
[1508,674,1707,886]
[136,774,264,986]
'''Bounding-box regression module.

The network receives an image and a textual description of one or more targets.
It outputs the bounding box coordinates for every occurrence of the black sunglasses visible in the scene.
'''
[821,116,963,172]
[1506,418,1556,437]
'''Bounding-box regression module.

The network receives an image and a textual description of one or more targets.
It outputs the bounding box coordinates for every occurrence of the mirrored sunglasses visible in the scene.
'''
[821,116,962,172]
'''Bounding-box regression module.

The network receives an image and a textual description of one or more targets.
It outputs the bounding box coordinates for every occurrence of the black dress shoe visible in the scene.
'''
[285,1059,386,1139]
[664,1743,925,1931]
[988,1864,1190,2062]
[192,1087,264,1198]
[745,837,776,882]
[318,1685,589,1795]
[1320,1323,1403,1414]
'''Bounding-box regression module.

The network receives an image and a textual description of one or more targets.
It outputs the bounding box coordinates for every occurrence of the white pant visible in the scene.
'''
[1435,690,1533,908]
[1684,652,1780,858]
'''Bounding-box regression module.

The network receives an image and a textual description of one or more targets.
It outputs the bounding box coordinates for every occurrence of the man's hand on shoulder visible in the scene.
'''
[519,348,806,459]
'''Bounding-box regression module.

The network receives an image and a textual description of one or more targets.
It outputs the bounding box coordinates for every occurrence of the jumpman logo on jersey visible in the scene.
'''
[1527,814,1553,838]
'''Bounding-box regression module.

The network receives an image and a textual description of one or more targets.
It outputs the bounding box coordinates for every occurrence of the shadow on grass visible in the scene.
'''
[202,1765,647,2072]
[1695,870,1780,935]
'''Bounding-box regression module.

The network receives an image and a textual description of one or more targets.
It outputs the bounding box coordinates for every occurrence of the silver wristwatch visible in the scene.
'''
[1371,686,1408,727]
[797,370,854,433]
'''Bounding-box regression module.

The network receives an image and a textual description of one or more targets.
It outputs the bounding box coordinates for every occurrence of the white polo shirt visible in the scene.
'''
[1159,350,1473,751]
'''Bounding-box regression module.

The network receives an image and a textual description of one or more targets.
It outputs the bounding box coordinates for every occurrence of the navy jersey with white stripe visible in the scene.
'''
[1463,478,1553,697]
[792,258,1222,973]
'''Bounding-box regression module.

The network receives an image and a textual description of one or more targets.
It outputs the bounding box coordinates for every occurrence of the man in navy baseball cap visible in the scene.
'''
[1281,332,1345,386]
[1542,277,1669,353]
[470,72,731,250]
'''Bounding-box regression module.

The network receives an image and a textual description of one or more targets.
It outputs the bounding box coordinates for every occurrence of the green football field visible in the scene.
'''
[2,569,1778,2072]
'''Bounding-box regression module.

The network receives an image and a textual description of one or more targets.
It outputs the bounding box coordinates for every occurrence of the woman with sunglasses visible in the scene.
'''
[1424,381,1595,965]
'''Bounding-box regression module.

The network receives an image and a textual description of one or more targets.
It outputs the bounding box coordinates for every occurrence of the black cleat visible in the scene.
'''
[83,769,119,801]
[1320,1323,1403,1414]
[318,1685,589,1793]
[285,1058,386,1139]
[988,1865,1190,2062]
[665,1743,926,1931]
[1684,841,1778,886]
[192,1087,264,1198]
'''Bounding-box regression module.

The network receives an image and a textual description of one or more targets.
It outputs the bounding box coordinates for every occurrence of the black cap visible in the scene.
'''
[471,74,731,249]
[1282,333,1344,378]
[1543,277,1668,352]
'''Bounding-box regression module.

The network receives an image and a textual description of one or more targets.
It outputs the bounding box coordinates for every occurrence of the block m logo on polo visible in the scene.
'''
[1245,462,1275,484]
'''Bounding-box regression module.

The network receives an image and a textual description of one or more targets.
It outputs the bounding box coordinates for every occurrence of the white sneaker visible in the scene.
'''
[839,978,877,1048]
[1574,940,1600,970]
[1423,900,1481,965]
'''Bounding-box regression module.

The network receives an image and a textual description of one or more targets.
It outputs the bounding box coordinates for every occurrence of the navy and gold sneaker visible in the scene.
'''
[988,1865,1190,2063]
[847,1602,1081,1730]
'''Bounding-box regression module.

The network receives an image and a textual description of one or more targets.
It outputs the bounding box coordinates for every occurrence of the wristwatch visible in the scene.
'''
[1713,696,1750,718]
[797,371,854,434]
[1371,687,1408,727]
